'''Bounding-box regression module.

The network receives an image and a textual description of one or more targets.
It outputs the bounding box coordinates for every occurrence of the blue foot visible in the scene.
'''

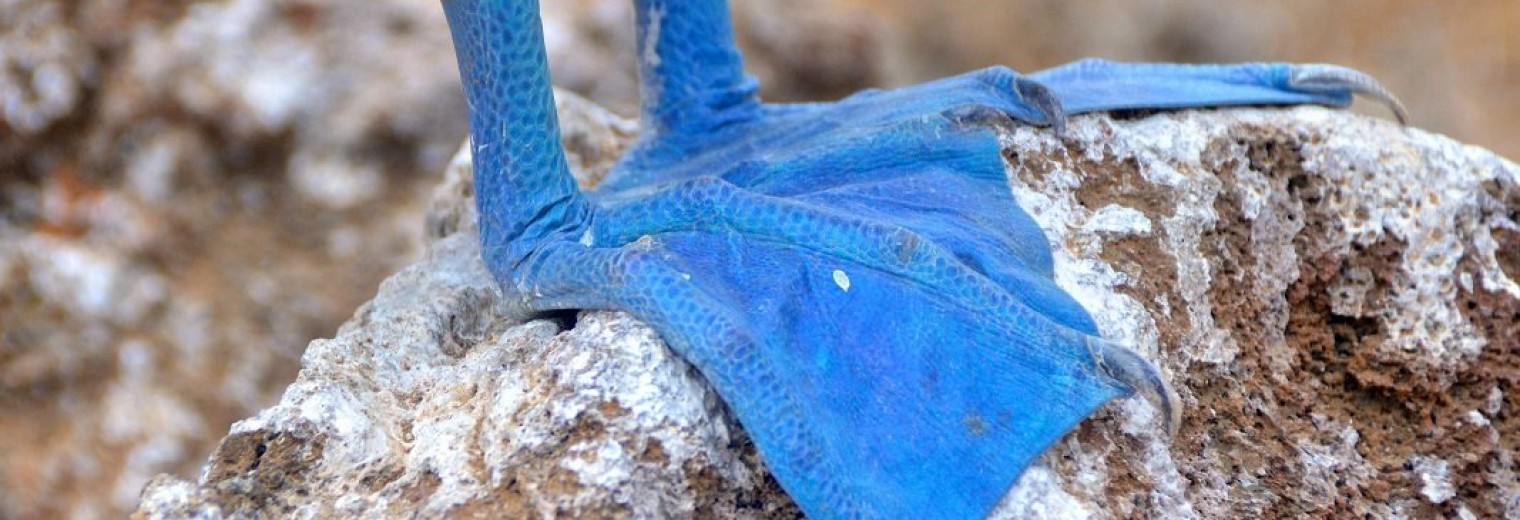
[1029,58,1408,123]
[517,176,1175,517]
[441,1,1402,518]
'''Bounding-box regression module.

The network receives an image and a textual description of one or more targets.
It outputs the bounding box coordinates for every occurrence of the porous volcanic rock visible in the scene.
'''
[0,1,880,518]
[138,103,1517,518]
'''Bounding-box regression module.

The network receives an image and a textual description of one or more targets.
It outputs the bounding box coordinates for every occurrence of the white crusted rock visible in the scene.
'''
[132,233,795,518]
[140,105,1518,519]
[138,90,797,519]
[993,107,1518,519]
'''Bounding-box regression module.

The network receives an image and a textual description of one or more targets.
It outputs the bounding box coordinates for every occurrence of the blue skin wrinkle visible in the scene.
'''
[439,1,1406,518]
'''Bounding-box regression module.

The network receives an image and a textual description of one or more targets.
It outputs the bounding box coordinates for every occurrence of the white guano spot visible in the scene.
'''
[832,270,851,292]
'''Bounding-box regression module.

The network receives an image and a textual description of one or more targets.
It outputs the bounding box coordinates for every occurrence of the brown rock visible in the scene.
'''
[138,103,1517,518]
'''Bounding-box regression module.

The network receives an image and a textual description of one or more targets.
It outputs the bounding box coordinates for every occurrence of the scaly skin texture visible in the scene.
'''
[440,1,1405,518]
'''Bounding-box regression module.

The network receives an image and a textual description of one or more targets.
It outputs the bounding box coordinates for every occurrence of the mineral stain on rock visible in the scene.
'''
[993,109,1518,518]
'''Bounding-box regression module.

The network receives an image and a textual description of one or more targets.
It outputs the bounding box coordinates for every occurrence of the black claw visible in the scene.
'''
[1088,336,1181,438]
[1014,76,1068,137]
[1290,64,1410,125]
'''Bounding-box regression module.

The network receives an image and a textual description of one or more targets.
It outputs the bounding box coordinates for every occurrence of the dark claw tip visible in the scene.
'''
[1013,76,1068,136]
[1088,336,1182,438]
[1289,64,1410,126]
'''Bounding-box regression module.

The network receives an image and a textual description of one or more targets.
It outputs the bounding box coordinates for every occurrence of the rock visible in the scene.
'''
[138,88,801,519]
[2,1,466,517]
[989,108,1519,519]
[138,96,1519,518]
[0,2,875,517]
[131,239,800,518]
[0,0,92,138]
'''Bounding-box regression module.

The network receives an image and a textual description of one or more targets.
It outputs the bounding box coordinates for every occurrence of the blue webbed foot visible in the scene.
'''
[600,65,1065,193]
[610,59,1406,192]
[444,1,1402,519]
[579,61,1179,515]
[1029,59,1408,123]
[521,174,1178,518]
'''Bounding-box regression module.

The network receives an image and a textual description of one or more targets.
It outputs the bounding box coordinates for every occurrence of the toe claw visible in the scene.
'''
[1087,336,1181,438]
[1289,64,1409,125]
[1013,76,1068,136]
[942,104,1017,131]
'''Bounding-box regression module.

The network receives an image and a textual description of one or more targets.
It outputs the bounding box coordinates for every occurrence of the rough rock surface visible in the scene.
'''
[10,1,1514,517]
[138,91,802,519]
[0,1,878,518]
[2,1,460,517]
[993,108,1518,519]
[138,96,1518,517]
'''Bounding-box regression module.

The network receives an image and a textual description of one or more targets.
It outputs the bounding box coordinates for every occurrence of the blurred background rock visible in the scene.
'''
[0,0,1512,517]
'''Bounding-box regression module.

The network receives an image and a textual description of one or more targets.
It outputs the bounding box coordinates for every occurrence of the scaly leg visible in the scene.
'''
[631,0,761,136]
[600,65,1066,192]
[442,0,592,288]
